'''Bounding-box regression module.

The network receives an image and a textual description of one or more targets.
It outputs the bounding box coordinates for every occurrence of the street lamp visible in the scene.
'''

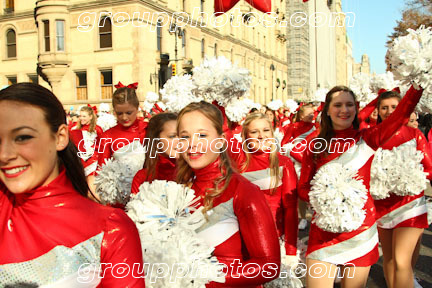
[169,23,183,67]
[270,64,275,101]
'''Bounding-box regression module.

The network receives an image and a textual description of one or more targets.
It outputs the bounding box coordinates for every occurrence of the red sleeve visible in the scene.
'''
[297,146,316,203]
[100,210,145,287]
[416,129,432,180]
[0,184,13,239]
[131,169,148,195]
[363,85,423,150]
[358,94,379,123]
[281,125,294,146]
[218,180,281,286]
[281,161,298,256]
[97,131,113,167]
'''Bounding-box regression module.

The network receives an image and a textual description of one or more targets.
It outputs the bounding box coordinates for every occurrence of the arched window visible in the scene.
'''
[99,17,112,48]
[6,29,16,58]
[201,38,205,59]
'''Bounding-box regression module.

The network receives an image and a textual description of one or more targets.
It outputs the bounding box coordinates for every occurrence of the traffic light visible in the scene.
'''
[172,63,176,76]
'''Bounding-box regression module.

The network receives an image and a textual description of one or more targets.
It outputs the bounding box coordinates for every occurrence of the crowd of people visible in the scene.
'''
[0,81,431,288]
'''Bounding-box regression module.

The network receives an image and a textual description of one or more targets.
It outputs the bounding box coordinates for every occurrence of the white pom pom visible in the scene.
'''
[146,91,159,103]
[285,99,299,113]
[192,56,252,106]
[387,26,432,112]
[99,103,111,113]
[95,157,143,206]
[314,89,329,103]
[309,163,368,233]
[371,142,428,199]
[225,98,253,122]
[267,99,284,111]
[370,72,401,92]
[96,112,117,132]
[160,74,201,112]
[126,180,225,287]
[350,73,372,102]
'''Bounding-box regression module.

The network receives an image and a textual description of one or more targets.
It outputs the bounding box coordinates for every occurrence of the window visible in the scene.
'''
[76,71,87,100]
[28,74,38,84]
[214,43,217,57]
[157,20,162,51]
[100,69,113,99]
[4,0,14,13]
[7,76,17,85]
[99,17,112,49]
[200,0,204,12]
[56,20,65,51]
[6,29,16,58]
[43,20,50,52]
[201,38,205,59]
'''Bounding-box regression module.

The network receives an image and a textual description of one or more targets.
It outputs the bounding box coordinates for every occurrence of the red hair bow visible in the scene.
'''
[378,87,401,96]
[87,104,98,115]
[114,81,138,89]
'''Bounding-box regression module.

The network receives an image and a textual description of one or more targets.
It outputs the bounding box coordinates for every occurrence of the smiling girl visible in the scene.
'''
[176,101,281,287]
[228,112,298,268]
[372,90,432,288]
[298,85,423,288]
[0,83,144,287]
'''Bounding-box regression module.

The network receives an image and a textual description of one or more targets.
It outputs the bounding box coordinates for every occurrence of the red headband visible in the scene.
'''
[87,104,98,115]
[114,81,138,89]
[378,87,401,96]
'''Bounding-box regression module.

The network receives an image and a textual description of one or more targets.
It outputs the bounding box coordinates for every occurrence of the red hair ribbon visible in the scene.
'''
[87,104,98,115]
[114,81,139,89]
[378,87,401,96]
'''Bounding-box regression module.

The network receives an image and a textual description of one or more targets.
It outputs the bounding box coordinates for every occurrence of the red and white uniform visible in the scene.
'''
[373,126,432,229]
[228,143,298,257]
[71,124,103,176]
[131,155,176,194]
[193,159,281,287]
[97,119,147,167]
[0,170,145,287]
[298,86,423,266]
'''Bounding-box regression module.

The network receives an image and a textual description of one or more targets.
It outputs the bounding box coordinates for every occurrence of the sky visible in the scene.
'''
[343,0,407,74]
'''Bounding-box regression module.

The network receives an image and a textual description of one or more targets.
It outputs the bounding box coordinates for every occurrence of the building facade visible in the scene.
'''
[0,0,289,107]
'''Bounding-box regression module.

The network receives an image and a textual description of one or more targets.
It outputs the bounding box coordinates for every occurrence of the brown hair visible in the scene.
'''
[376,90,402,124]
[143,112,177,181]
[264,106,279,129]
[313,86,359,158]
[176,101,233,215]
[112,87,139,108]
[0,83,90,197]
[241,113,280,194]
[75,106,97,133]
[295,103,314,123]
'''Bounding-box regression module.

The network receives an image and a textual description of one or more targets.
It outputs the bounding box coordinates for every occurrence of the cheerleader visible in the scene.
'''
[131,112,178,194]
[280,104,316,230]
[265,106,280,130]
[298,85,423,288]
[0,83,145,287]
[72,105,103,192]
[373,90,432,288]
[407,112,419,129]
[229,112,298,268]
[176,101,281,287]
[97,83,147,167]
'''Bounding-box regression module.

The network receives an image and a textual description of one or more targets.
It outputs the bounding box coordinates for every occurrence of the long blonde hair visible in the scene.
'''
[241,113,280,194]
[176,101,234,214]
[75,106,97,133]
